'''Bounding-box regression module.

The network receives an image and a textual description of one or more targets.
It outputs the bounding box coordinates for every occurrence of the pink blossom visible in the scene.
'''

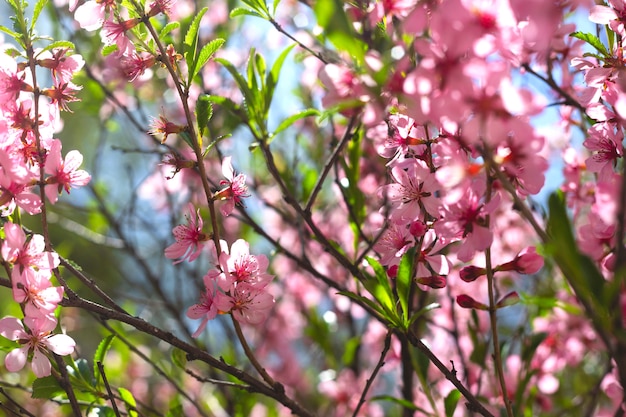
[434,182,500,262]
[36,48,85,84]
[381,158,440,222]
[186,273,220,338]
[0,54,30,102]
[44,139,91,203]
[74,0,114,30]
[1,222,59,273]
[165,203,210,264]
[214,283,274,325]
[12,268,63,319]
[0,316,75,378]
[214,156,249,216]
[217,239,272,291]
[373,222,412,266]
[583,122,623,180]
[102,18,139,56]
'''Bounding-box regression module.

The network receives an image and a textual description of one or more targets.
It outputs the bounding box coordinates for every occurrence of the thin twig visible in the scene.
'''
[0,388,37,417]
[98,319,210,417]
[232,317,282,393]
[53,353,83,416]
[405,330,495,417]
[351,331,391,417]
[97,362,122,417]
[305,116,357,212]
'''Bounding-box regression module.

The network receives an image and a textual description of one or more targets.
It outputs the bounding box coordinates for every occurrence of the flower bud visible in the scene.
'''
[456,294,488,310]
[497,246,543,274]
[416,275,446,289]
[459,265,486,282]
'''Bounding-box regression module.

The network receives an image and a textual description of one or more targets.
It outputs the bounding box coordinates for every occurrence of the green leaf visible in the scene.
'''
[178,130,195,148]
[195,94,213,138]
[171,347,188,369]
[193,38,225,80]
[396,248,415,326]
[32,376,64,399]
[241,0,269,15]
[31,0,48,32]
[37,40,76,56]
[570,31,610,57]
[118,387,139,417]
[313,0,365,63]
[408,302,440,327]
[272,0,281,16]
[159,21,180,38]
[444,389,461,417]
[230,7,265,18]
[215,58,256,113]
[76,358,95,387]
[365,256,395,313]
[546,192,612,335]
[166,404,184,417]
[183,6,209,85]
[269,43,295,90]
[337,290,386,318]
[102,44,118,57]
[341,336,361,366]
[273,109,320,136]
[93,335,115,385]
[205,95,242,117]
[0,25,23,46]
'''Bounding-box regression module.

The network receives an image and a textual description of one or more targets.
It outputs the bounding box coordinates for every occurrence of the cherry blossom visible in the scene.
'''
[214,156,250,216]
[0,316,75,378]
[44,139,91,203]
[165,203,210,264]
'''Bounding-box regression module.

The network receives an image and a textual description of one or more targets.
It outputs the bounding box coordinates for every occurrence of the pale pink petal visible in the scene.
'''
[589,5,618,24]
[0,317,26,340]
[5,346,29,372]
[44,334,76,356]
[31,349,52,377]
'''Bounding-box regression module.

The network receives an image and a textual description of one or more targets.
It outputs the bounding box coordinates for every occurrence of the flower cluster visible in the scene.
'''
[0,223,75,377]
[0,39,88,378]
[186,239,275,336]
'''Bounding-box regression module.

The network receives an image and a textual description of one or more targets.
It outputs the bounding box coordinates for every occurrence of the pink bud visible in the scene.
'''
[514,247,544,274]
[459,265,486,282]
[456,294,488,310]
[409,221,427,238]
[387,264,398,278]
[416,275,446,289]
[497,246,543,274]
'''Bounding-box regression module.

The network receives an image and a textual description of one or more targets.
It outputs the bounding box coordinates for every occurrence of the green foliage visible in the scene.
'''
[215,44,298,141]
[196,94,214,139]
[570,31,610,58]
[444,389,461,417]
[31,376,64,399]
[183,7,221,86]
[546,192,614,339]
[118,387,139,417]
[93,335,115,387]
[313,0,365,63]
